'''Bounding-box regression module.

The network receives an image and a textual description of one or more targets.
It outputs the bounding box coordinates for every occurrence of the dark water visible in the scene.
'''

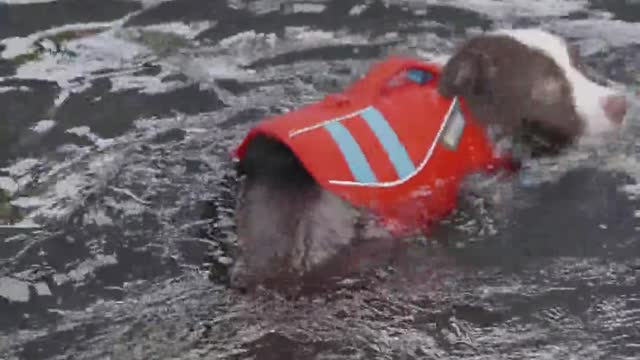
[0,0,639,359]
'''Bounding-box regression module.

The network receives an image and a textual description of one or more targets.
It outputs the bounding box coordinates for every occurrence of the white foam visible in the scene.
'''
[1,37,33,59]
[416,0,588,18]
[66,126,115,148]
[31,119,56,134]
[0,217,41,229]
[0,177,18,195]
[54,173,86,199]
[206,26,375,74]
[84,208,113,226]
[179,57,253,82]
[53,254,118,286]
[139,21,213,40]
[14,151,121,222]
[136,0,174,7]
[349,4,369,16]
[7,195,44,209]
[0,86,31,93]
[34,282,52,296]
[7,25,159,97]
[551,19,640,49]
[2,158,39,177]
[109,72,187,95]
[286,27,336,42]
[65,126,91,137]
[0,277,30,303]
[1,22,114,59]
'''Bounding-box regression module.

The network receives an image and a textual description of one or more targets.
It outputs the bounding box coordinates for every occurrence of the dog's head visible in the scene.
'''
[438,28,628,157]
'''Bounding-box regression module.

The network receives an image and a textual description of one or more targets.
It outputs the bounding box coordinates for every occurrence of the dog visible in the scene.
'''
[438,28,627,157]
[227,28,629,294]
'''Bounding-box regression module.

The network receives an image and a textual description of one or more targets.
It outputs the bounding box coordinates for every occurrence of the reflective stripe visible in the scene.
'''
[324,122,378,183]
[360,106,416,180]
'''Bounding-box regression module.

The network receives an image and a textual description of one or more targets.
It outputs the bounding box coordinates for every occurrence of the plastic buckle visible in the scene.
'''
[406,69,433,85]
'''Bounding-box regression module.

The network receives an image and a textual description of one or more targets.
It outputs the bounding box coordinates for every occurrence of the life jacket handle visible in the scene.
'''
[368,57,442,98]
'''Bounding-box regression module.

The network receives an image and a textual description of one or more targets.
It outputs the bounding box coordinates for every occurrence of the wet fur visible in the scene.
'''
[232,134,399,293]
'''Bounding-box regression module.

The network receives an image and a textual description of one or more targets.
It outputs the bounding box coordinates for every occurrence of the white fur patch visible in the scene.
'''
[492,28,619,136]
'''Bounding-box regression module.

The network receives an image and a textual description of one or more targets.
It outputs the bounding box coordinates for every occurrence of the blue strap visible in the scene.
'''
[361,106,416,179]
[324,121,378,183]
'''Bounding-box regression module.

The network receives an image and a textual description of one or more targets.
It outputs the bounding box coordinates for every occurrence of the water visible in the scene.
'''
[0,0,639,358]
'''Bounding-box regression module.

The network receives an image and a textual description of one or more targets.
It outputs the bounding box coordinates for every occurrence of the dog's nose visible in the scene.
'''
[603,94,628,125]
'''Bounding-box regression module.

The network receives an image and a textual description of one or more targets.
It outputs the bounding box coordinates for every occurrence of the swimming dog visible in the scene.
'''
[227,28,628,294]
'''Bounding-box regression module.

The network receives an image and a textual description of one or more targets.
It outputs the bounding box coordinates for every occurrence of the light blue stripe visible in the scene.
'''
[324,121,378,183]
[360,106,416,179]
[406,69,433,84]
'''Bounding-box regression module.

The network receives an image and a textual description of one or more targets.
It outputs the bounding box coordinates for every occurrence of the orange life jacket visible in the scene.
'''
[234,56,517,236]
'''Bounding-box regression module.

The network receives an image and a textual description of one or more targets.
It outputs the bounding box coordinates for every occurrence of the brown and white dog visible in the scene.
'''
[438,28,627,157]
[228,28,630,293]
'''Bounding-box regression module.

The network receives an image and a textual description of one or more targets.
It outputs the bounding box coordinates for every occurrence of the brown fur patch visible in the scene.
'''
[438,34,584,154]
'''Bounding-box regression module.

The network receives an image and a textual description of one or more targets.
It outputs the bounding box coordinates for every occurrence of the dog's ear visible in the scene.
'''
[438,51,492,98]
